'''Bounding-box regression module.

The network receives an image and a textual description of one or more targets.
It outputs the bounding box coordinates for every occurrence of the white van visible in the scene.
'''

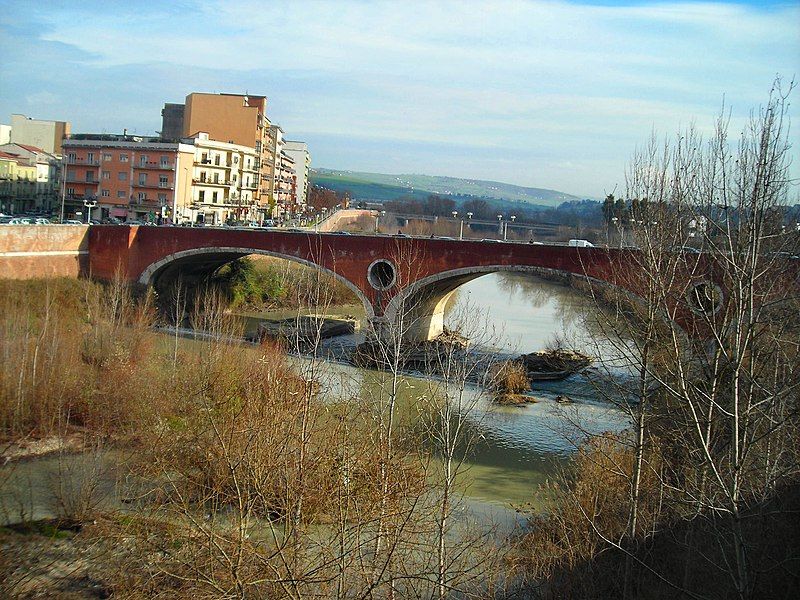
[568,239,594,248]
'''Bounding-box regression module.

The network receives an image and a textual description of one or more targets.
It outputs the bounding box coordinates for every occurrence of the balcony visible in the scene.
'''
[196,159,231,169]
[64,176,99,184]
[133,161,175,170]
[65,157,100,166]
[132,181,174,190]
[193,178,233,187]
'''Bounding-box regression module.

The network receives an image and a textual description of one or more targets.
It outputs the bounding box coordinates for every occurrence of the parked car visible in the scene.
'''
[64,219,83,225]
[34,218,51,225]
[568,239,595,248]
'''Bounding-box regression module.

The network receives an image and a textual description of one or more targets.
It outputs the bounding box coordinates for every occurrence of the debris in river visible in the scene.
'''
[518,348,593,381]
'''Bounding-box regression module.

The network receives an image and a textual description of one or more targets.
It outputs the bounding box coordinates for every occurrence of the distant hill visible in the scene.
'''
[310,169,581,208]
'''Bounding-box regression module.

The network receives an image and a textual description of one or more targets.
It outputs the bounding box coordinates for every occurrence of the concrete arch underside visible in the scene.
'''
[138,246,375,320]
[383,264,585,342]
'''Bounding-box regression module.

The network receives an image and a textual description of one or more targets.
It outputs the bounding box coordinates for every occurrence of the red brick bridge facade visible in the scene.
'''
[88,226,714,341]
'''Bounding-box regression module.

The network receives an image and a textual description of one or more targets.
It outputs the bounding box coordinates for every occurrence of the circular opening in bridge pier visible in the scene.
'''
[687,281,723,315]
[367,259,397,290]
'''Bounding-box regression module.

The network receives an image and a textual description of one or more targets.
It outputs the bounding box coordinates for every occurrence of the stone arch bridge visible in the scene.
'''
[89,225,718,341]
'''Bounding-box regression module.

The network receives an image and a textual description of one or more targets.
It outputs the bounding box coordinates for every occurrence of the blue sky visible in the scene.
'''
[1,0,797,198]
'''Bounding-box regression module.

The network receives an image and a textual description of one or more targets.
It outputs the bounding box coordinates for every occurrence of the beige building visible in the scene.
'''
[0,143,61,212]
[283,140,310,208]
[0,150,37,214]
[10,114,71,155]
[181,133,261,225]
[266,124,298,214]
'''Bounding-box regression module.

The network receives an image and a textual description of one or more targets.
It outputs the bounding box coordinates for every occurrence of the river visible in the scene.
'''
[241,272,628,512]
[0,272,628,526]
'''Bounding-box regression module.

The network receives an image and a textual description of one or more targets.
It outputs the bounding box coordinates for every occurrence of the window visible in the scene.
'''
[159,175,168,187]
[139,155,148,166]
[68,152,76,162]
[101,189,110,197]
[103,153,112,161]
[201,153,208,164]
[160,155,169,167]
[246,159,251,170]
[212,191,218,203]
[120,153,129,162]
[198,190,205,202]
[158,193,167,203]
[87,152,95,163]
[85,172,94,182]
[138,192,147,201]
[232,174,237,182]
[118,171,127,181]
[117,190,126,198]
[233,156,239,164]
[138,173,147,185]
[200,172,207,183]
[214,155,220,166]
[102,171,110,180]
[67,170,76,180]
[67,187,75,196]
[213,173,219,183]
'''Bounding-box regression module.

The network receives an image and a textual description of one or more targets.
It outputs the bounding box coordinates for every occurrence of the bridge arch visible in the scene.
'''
[382,264,589,342]
[138,246,376,319]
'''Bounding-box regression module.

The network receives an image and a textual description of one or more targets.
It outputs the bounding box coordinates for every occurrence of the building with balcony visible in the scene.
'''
[162,93,275,210]
[283,140,310,208]
[0,143,61,212]
[0,150,38,214]
[181,132,260,225]
[10,114,71,155]
[62,135,194,222]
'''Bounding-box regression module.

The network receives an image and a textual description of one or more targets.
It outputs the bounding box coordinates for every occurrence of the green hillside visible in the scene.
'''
[310,169,580,207]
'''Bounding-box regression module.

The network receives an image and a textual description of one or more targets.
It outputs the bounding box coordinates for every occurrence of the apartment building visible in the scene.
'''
[10,114,71,155]
[182,133,261,225]
[283,140,310,207]
[276,150,297,217]
[0,143,61,212]
[62,135,194,222]
[0,150,37,214]
[166,93,274,209]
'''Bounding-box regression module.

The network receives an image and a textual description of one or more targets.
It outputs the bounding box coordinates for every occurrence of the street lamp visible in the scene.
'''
[375,209,385,233]
[506,215,516,241]
[83,199,97,224]
[461,211,473,240]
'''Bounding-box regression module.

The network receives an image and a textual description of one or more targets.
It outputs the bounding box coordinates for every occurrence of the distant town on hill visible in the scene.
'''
[310,168,583,209]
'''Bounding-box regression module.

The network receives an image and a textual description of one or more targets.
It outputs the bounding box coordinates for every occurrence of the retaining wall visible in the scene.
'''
[0,225,89,279]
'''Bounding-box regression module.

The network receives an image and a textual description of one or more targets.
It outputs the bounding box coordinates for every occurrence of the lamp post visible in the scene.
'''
[497,214,503,239]
[507,215,516,241]
[463,212,472,240]
[451,210,458,238]
[375,209,385,233]
[83,199,97,224]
